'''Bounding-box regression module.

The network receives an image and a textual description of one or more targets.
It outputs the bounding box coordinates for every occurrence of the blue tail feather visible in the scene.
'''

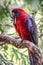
[29,52,35,65]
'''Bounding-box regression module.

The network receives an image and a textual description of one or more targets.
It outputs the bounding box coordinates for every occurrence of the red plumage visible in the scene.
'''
[14,15,32,41]
[12,8,38,65]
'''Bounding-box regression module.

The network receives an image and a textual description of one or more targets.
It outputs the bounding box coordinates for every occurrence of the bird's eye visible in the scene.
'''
[14,10,20,17]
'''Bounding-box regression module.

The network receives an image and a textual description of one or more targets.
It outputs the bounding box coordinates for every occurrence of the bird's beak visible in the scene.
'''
[11,12,16,24]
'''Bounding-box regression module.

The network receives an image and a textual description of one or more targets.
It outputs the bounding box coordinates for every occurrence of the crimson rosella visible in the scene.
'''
[11,8,38,65]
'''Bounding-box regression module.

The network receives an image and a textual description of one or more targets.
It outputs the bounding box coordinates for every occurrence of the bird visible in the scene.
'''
[11,8,38,65]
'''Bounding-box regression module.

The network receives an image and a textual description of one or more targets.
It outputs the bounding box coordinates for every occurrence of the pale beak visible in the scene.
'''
[11,12,16,24]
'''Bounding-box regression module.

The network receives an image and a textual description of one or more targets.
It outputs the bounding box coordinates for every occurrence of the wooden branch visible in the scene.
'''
[0,35,43,65]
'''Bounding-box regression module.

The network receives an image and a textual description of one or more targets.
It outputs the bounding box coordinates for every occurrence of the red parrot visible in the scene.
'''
[11,8,38,65]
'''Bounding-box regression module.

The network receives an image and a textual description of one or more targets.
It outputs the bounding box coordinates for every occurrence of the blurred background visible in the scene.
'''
[0,0,43,65]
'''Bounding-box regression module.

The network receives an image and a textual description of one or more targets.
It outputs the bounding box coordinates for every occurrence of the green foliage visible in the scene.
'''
[0,45,29,65]
[0,0,43,65]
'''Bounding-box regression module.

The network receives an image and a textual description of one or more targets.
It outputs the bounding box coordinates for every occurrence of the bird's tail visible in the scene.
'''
[29,51,35,65]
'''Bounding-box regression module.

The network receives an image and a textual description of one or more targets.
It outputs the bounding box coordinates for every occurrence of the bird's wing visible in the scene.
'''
[26,16,38,45]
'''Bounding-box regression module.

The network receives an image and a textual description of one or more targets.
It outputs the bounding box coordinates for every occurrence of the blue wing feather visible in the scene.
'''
[26,16,38,65]
[26,16,38,45]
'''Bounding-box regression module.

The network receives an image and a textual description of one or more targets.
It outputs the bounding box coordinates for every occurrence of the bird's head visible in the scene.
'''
[11,8,26,24]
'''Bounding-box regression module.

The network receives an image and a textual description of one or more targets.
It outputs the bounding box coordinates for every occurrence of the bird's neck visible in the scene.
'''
[16,13,27,20]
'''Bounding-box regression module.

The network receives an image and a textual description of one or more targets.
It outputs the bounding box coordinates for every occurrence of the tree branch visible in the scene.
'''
[0,35,43,65]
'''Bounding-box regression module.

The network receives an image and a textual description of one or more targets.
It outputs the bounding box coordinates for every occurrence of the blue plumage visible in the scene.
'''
[12,8,38,65]
[26,16,37,45]
[26,16,38,65]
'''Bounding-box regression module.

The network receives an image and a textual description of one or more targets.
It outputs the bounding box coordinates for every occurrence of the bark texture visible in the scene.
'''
[0,35,43,65]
